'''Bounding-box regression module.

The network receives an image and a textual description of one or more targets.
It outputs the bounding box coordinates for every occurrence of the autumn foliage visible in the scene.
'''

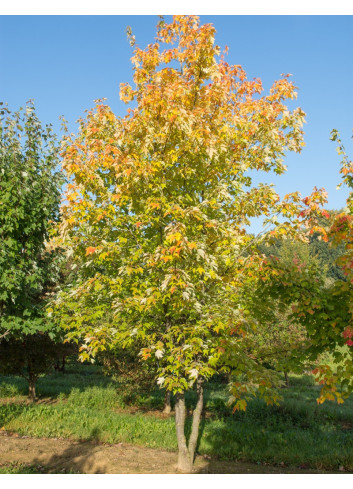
[52,15,330,471]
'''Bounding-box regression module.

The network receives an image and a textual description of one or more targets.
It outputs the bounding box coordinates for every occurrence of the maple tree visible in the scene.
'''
[298,131,353,404]
[254,231,346,386]
[0,102,70,400]
[261,130,353,406]
[251,239,324,385]
[52,16,326,471]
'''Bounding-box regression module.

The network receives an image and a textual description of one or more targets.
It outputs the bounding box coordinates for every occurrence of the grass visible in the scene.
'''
[0,463,78,474]
[1,362,353,472]
[0,463,44,474]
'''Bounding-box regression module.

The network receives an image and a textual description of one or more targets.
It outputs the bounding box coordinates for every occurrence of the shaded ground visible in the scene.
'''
[2,368,353,472]
[0,431,338,474]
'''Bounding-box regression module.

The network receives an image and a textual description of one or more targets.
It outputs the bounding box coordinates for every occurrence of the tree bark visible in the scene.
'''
[28,375,36,402]
[54,355,67,373]
[175,378,204,472]
[284,371,289,388]
[163,390,172,414]
[61,355,66,373]
[188,377,204,463]
[175,392,192,472]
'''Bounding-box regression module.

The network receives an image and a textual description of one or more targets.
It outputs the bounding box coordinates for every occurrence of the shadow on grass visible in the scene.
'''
[195,403,353,473]
[0,361,112,399]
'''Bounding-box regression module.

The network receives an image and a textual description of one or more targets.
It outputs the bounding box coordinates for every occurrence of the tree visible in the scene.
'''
[52,16,322,471]
[261,129,353,405]
[0,334,76,400]
[306,129,353,403]
[251,239,322,385]
[0,102,68,400]
[98,342,173,413]
[255,232,347,384]
[308,210,345,281]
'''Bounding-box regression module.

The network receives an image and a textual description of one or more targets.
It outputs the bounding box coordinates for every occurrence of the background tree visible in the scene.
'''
[0,102,70,400]
[251,239,321,386]
[308,210,345,281]
[52,16,325,471]
[307,129,353,402]
[0,334,76,400]
[260,129,353,405]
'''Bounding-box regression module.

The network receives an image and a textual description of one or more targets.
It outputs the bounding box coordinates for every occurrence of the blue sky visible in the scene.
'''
[1,15,352,223]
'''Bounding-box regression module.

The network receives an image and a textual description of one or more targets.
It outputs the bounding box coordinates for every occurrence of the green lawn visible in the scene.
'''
[1,362,353,472]
[0,464,43,474]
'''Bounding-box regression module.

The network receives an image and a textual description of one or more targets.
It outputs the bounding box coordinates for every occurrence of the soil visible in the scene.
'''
[0,431,336,474]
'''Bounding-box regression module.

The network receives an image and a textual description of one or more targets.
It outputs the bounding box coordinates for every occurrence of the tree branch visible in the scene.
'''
[0,330,10,340]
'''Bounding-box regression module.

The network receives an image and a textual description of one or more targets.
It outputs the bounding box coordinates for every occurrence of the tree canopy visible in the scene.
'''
[0,102,70,399]
[0,102,63,337]
[51,15,329,471]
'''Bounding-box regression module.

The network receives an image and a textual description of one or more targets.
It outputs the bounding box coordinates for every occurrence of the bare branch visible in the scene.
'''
[0,330,10,340]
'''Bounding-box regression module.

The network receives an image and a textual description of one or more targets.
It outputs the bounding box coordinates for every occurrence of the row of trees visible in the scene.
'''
[1,15,352,472]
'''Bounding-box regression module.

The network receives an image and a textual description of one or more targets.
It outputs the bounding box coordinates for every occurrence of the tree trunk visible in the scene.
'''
[284,371,289,388]
[28,375,36,402]
[175,378,204,472]
[54,355,67,373]
[163,390,172,414]
[175,392,192,472]
[188,377,204,462]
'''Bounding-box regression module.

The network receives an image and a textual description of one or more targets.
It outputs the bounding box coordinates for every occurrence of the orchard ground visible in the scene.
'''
[1,361,353,474]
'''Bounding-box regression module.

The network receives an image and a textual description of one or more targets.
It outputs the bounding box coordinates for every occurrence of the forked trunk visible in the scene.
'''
[163,390,172,414]
[175,378,204,472]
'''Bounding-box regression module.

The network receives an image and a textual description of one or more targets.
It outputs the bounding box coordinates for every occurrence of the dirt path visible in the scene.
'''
[0,431,336,474]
